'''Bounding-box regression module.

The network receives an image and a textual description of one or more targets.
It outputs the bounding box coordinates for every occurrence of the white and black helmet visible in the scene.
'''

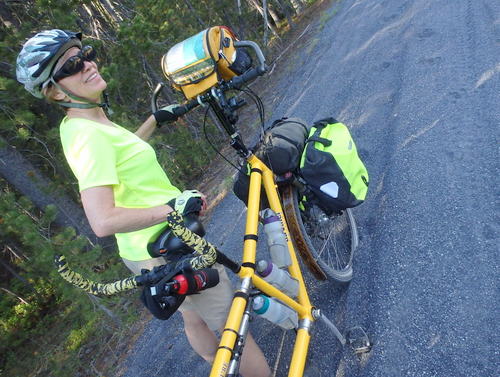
[16,29,82,98]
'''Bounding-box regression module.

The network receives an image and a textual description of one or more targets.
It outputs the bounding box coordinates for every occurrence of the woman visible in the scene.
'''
[16,29,271,377]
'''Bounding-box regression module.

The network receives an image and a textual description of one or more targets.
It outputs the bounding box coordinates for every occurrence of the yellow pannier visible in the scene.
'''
[162,26,247,99]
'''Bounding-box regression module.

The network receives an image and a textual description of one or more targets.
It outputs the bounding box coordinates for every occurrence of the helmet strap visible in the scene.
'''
[48,78,113,115]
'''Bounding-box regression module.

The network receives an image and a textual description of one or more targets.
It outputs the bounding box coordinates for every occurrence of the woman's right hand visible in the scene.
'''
[153,104,181,125]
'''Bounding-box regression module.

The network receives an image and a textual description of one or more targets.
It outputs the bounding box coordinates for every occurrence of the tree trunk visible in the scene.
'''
[262,0,270,45]
[289,0,305,14]
[267,3,281,25]
[0,257,33,290]
[0,287,29,305]
[0,141,114,248]
[247,0,280,40]
[273,0,294,28]
[234,0,249,39]
[211,0,231,28]
[141,55,173,104]
[184,0,207,29]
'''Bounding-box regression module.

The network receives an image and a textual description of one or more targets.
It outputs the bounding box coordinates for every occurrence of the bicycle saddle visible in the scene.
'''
[147,214,206,261]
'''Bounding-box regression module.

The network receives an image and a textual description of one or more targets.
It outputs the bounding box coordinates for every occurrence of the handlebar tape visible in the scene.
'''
[231,67,265,89]
[54,211,231,296]
[166,210,218,269]
[173,100,199,117]
[54,255,138,296]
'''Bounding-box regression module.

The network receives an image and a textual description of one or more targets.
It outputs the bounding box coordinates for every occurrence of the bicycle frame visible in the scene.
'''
[52,33,366,377]
[210,154,315,377]
[148,37,350,376]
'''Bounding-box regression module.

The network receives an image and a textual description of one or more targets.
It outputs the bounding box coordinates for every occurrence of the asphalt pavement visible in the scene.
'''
[121,0,499,376]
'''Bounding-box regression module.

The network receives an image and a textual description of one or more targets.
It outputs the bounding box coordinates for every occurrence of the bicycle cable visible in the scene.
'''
[202,106,241,171]
[238,87,266,142]
[201,87,267,173]
[237,87,280,178]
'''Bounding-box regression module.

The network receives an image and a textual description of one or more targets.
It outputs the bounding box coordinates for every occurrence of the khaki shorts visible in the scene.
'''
[122,256,234,331]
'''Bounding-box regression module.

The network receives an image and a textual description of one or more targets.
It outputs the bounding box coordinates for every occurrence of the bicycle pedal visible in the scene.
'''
[346,326,371,354]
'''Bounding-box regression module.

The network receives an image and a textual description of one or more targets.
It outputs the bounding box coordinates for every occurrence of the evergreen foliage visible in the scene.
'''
[0,0,312,375]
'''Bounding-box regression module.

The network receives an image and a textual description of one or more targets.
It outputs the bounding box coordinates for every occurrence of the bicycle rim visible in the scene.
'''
[293,188,358,283]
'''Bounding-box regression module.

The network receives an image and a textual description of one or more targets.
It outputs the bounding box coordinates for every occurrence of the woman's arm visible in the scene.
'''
[134,115,158,141]
[81,185,172,237]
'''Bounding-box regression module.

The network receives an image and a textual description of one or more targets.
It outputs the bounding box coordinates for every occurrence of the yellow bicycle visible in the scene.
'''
[55,34,369,377]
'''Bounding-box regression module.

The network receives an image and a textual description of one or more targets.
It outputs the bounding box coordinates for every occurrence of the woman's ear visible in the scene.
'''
[43,84,70,103]
[51,86,67,101]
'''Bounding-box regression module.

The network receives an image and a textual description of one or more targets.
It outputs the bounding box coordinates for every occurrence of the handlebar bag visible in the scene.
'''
[300,118,369,214]
[162,26,249,99]
[139,261,188,320]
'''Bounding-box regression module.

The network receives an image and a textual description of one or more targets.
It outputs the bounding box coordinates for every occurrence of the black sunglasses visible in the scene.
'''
[52,45,97,82]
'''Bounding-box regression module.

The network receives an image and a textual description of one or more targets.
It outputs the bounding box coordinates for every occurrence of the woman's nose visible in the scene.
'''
[82,60,93,71]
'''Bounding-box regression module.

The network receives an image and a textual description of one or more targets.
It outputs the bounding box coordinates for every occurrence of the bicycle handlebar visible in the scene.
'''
[55,210,240,296]
[55,254,139,295]
[151,39,267,114]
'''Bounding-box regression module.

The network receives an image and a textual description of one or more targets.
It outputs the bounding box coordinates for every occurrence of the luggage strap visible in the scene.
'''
[270,117,309,133]
[305,117,340,147]
[272,133,304,148]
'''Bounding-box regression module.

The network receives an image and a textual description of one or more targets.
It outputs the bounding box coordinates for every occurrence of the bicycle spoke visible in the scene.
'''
[282,185,357,282]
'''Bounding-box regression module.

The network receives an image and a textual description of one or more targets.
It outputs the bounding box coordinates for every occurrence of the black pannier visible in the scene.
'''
[232,117,309,206]
[255,117,309,175]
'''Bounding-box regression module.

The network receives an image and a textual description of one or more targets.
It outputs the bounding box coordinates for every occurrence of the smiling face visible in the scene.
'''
[54,47,107,102]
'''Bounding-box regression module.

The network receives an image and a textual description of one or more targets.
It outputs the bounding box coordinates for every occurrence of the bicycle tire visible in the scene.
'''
[281,185,358,283]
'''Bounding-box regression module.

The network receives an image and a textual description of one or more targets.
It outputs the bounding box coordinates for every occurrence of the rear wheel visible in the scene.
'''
[282,185,358,283]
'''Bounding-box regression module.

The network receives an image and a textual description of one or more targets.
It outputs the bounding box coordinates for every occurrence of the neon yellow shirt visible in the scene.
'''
[60,117,180,261]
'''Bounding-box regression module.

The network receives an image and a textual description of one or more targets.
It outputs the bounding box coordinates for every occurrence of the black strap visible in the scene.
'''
[272,133,302,148]
[241,262,256,270]
[243,234,258,241]
[223,328,239,336]
[250,168,262,174]
[270,117,309,134]
[233,291,249,300]
[217,346,234,357]
[313,117,339,129]
[306,135,332,146]
[216,252,241,273]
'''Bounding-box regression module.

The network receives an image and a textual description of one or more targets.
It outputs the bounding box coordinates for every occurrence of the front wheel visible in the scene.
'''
[282,185,358,283]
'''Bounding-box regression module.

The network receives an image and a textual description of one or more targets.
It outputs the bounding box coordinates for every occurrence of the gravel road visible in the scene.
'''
[121,0,499,376]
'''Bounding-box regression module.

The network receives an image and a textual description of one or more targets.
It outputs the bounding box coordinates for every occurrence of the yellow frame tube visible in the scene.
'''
[210,294,248,377]
[288,329,311,377]
[258,157,312,313]
[210,154,314,377]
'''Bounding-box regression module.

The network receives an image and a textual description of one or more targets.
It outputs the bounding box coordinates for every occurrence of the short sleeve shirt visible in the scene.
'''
[60,117,181,261]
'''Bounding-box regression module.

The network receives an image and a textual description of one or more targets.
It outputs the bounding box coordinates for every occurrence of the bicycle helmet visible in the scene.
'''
[16,29,82,98]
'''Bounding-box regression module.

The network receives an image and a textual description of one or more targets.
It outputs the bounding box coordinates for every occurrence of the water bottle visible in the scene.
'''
[260,208,291,268]
[256,260,299,298]
[252,295,298,330]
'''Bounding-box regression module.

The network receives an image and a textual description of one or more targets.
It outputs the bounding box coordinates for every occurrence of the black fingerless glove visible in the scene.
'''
[154,104,180,126]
